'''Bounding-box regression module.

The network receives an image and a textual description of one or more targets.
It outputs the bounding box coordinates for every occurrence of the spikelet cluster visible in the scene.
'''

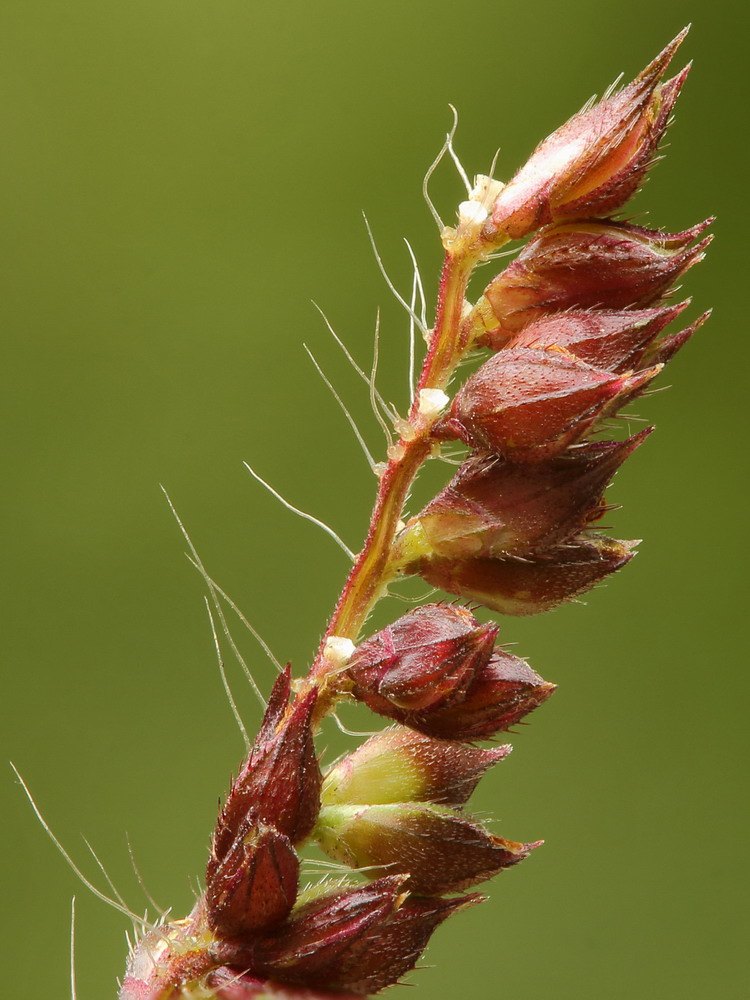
[120,32,708,1000]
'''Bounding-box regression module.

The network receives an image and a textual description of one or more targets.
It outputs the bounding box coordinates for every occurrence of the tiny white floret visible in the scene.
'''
[458,200,489,225]
[418,388,450,418]
[324,635,356,665]
[470,174,506,205]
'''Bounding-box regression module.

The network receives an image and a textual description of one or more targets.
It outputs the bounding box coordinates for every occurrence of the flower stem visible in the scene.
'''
[303,240,486,719]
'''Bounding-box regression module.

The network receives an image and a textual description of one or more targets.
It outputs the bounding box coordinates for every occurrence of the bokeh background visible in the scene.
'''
[2,2,746,997]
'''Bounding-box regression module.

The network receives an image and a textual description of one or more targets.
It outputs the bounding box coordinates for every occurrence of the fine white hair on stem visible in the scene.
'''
[403,238,428,397]
[407,266,417,400]
[578,92,598,115]
[300,857,353,870]
[126,835,169,919]
[301,864,392,881]
[70,897,78,1000]
[10,763,157,934]
[303,345,377,472]
[82,836,140,941]
[161,487,268,706]
[602,71,625,102]
[243,459,356,562]
[446,105,472,195]
[481,244,521,263]
[187,563,281,673]
[385,584,438,603]
[488,146,502,180]
[369,310,394,448]
[205,599,251,749]
[219,967,257,992]
[330,712,381,738]
[403,238,428,330]
[198,565,267,706]
[302,858,387,875]
[311,301,397,424]
[363,214,429,337]
[422,108,460,230]
[301,866,355,878]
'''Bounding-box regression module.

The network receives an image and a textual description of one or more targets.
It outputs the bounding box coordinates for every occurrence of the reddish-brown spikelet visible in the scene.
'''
[345,605,553,739]
[218,876,408,987]
[485,30,690,240]
[206,822,300,937]
[507,303,689,370]
[209,668,321,877]
[347,603,497,712]
[352,647,553,741]
[439,346,656,462]
[219,887,479,995]
[472,219,711,347]
[321,726,511,807]
[315,801,538,894]
[401,651,556,741]
[411,534,637,615]
[333,894,482,994]
[396,431,650,559]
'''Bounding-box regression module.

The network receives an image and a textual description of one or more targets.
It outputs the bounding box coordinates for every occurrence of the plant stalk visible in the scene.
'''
[303,238,487,719]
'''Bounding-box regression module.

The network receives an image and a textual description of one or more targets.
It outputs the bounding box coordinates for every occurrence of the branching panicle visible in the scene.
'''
[60,31,709,1000]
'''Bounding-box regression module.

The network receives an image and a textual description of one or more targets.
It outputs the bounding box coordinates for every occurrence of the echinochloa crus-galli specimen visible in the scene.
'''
[30,30,713,1000]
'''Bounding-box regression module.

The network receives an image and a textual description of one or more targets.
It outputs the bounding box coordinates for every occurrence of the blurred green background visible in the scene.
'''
[2,1,746,997]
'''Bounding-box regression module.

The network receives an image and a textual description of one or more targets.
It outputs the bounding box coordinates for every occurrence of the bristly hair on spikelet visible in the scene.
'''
[22,29,710,1000]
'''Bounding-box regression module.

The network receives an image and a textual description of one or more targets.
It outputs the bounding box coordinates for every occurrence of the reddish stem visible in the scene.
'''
[302,244,481,718]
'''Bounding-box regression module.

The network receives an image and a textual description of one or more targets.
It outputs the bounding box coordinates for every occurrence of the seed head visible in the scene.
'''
[209,667,321,878]
[333,893,482,994]
[347,603,497,713]
[206,822,299,938]
[506,303,689,370]
[400,650,556,741]
[411,534,637,615]
[440,346,655,462]
[485,31,691,240]
[472,219,711,347]
[211,876,477,994]
[315,801,538,894]
[236,876,408,987]
[116,32,711,1000]
[204,893,479,997]
[321,726,511,808]
[396,432,650,558]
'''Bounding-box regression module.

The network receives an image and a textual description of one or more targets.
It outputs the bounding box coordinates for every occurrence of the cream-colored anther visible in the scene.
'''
[394,417,417,442]
[470,174,506,208]
[323,635,356,665]
[418,388,450,418]
[458,200,489,226]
